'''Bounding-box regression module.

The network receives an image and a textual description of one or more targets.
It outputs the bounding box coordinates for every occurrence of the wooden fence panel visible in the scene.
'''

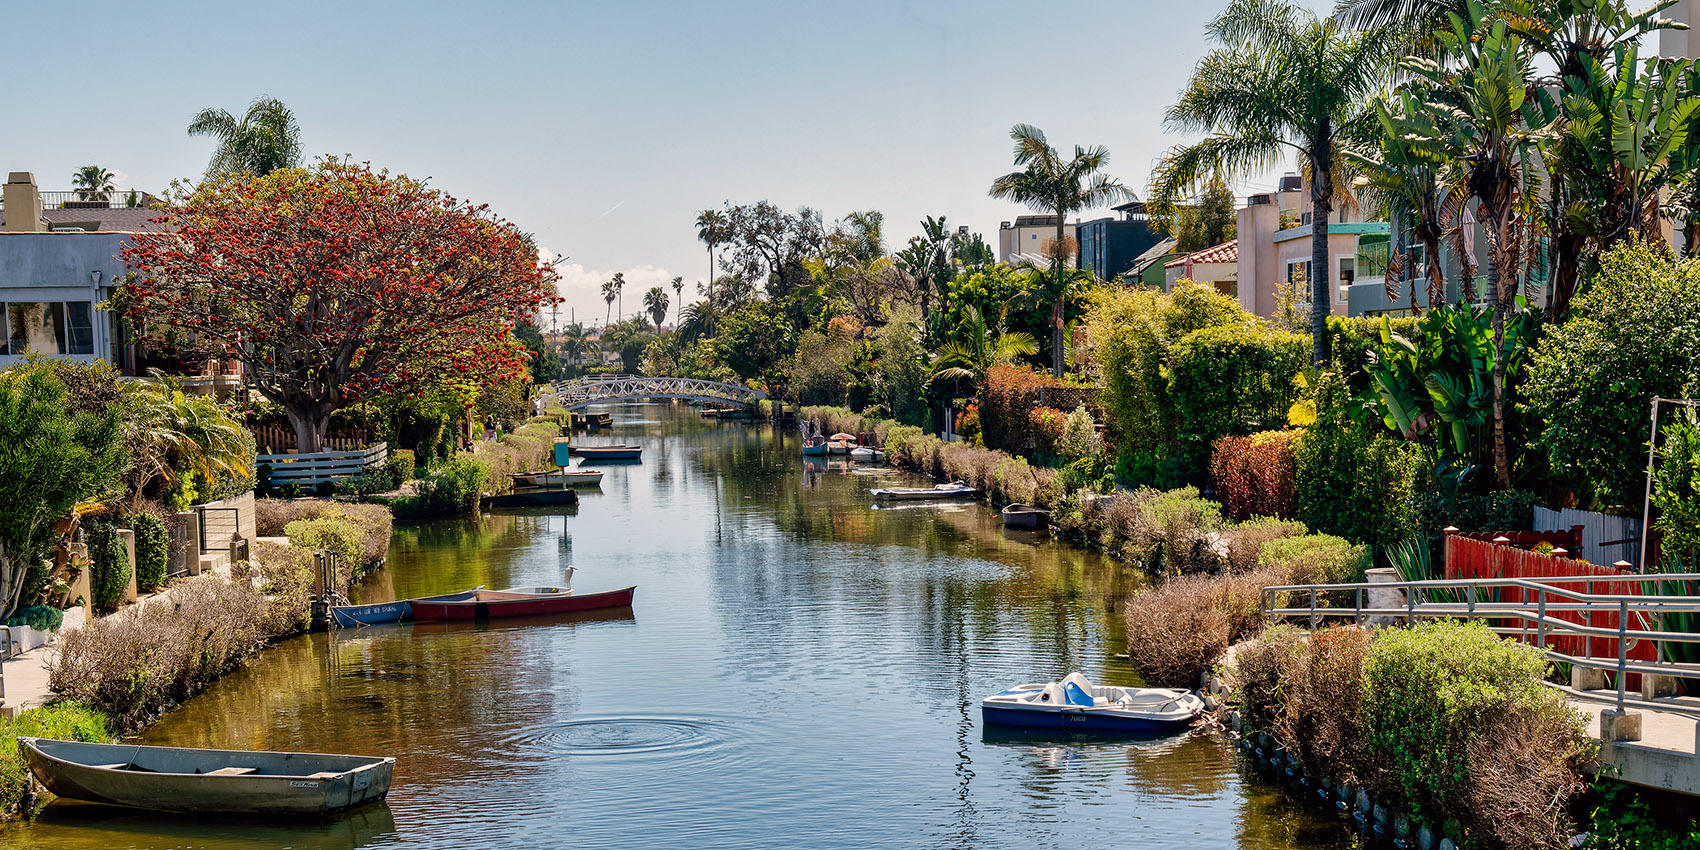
[256,444,388,488]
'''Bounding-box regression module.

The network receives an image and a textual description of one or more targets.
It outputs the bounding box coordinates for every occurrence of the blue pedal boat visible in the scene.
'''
[980,672,1204,733]
[331,587,482,629]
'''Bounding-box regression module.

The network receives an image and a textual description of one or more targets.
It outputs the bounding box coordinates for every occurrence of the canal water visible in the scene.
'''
[2,404,1353,849]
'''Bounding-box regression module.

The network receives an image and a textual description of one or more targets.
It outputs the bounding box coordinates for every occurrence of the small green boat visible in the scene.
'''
[19,737,394,816]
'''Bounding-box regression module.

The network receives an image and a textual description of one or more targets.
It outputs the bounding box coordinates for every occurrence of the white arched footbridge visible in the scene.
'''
[550,375,766,411]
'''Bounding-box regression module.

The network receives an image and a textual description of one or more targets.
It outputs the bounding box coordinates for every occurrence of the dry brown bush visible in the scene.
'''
[1226,625,1305,732]
[50,577,274,731]
[253,541,315,635]
[255,498,325,536]
[1269,626,1373,783]
[1463,699,1593,850]
[1124,574,1232,687]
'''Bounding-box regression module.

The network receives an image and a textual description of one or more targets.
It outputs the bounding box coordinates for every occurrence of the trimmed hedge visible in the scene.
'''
[130,511,169,593]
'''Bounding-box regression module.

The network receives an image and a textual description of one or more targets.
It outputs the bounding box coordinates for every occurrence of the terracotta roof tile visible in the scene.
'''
[1163,239,1238,269]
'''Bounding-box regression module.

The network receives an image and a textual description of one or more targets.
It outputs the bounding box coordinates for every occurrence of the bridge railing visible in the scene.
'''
[1262,573,1700,719]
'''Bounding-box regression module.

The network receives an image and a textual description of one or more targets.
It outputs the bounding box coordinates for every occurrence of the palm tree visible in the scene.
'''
[71,166,115,202]
[1152,0,1395,366]
[643,286,670,329]
[671,276,685,310]
[928,305,1040,391]
[561,322,590,365]
[600,274,621,323]
[678,302,718,345]
[124,376,253,507]
[989,125,1130,377]
[696,210,730,284]
[1344,90,1449,313]
[186,96,303,179]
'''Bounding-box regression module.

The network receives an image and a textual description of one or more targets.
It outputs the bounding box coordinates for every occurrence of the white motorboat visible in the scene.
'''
[981,672,1204,733]
[849,446,885,462]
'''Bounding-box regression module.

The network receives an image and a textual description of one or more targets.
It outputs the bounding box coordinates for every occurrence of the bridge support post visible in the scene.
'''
[1599,709,1642,743]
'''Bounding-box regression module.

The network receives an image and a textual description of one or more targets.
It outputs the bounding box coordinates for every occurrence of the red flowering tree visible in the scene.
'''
[121,161,557,453]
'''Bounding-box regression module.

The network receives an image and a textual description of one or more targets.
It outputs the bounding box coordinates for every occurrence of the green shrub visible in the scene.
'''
[1413,488,1541,540]
[1168,322,1308,459]
[1653,416,1700,563]
[0,702,111,817]
[1092,486,1226,573]
[283,516,363,574]
[1294,370,1422,548]
[1258,533,1370,586]
[257,499,391,566]
[85,522,131,613]
[129,511,169,593]
[1525,243,1700,511]
[391,456,489,518]
[3,605,63,632]
[1360,620,1583,823]
[385,448,417,486]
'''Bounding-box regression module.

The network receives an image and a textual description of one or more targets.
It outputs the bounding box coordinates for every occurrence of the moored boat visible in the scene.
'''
[1001,503,1050,531]
[868,482,979,501]
[330,587,483,628]
[574,444,642,461]
[802,435,830,456]
[408,585,636,621]
[511,469,605,487]
[827,432,858,455]
[980,672,1204,733]
[18,737,394,816]
[849,446,885,462]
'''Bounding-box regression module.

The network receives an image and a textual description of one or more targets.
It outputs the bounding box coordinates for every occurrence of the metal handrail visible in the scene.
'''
[1262,573,1700,718]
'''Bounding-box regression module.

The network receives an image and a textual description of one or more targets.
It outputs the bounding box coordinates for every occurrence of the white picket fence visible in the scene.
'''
[256,443,388,488]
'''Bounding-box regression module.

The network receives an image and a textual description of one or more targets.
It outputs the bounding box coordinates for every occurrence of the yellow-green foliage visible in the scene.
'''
[1257,533,1370,585]
[1086,282,1245,454]
[0,702,111,816]
[259,499,392,567]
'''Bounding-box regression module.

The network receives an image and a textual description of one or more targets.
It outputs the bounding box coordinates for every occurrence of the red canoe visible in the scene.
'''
[407,585,636,621]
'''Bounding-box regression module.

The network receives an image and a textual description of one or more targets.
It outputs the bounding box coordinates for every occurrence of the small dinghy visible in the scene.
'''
[980,672,1204,733]
[869,482,980,501]
[849,446,885,462]
[802,435,831,457]
[408,584,635,621]
[516,469,605,487]
[1001,503,1050,530]
[574,444,642,461]
[331,586,484,628]
[827,433,858,455]
[19,738,394,816]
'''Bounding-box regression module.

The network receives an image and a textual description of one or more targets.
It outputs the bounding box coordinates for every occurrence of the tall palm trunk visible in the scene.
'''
[1309,146,1334,366]
[1052,217,1067,378]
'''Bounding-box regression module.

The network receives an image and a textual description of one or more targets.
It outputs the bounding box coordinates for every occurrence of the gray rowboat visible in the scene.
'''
[19,737,394,816]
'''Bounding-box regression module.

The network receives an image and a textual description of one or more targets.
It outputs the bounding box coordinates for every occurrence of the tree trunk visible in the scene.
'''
[1309,162,1334,367]
[285,401,326,454]
[1053,218,1068,378]
[1491,304,1511,490]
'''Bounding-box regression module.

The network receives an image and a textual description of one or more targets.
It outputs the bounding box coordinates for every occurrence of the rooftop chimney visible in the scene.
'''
[4,173,45,233]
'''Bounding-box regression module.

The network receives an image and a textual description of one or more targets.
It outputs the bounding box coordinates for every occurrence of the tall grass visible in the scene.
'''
[0,702,111,817]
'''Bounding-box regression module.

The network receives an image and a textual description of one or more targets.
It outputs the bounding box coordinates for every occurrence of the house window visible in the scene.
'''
[1356,233,1391,279]
[3,301,95,356]
[1337,256,1356,303]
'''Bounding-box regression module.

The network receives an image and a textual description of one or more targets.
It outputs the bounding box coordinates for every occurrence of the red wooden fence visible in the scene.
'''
[1445,534,1656,678]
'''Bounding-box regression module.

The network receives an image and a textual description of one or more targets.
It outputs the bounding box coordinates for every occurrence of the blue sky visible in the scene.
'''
[10,0,1333,325]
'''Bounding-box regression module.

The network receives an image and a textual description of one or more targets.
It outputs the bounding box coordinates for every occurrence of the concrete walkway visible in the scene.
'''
[1574,696,1700,795]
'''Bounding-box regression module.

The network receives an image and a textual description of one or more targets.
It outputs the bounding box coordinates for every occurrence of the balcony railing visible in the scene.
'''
[0,190,164,212]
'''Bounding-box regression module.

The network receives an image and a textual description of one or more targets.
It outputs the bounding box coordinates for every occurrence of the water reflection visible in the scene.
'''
[0,402,1353,849]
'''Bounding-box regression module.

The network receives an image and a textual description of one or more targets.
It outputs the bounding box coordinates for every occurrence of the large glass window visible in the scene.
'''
[2,301,94,356]
[1356,233,1391,279]
[65,301,94,355]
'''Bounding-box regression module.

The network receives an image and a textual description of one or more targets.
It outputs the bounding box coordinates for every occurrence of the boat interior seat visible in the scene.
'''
[204,766,259,776]
[306,771,341,779]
